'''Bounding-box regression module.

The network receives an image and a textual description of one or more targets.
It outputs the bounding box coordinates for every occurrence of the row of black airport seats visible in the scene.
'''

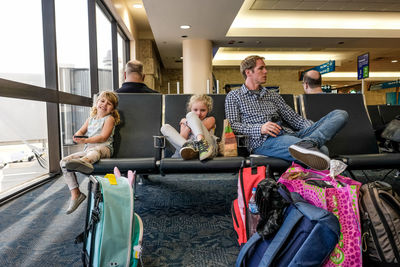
[92,93,400,176]
[367,104,400,130]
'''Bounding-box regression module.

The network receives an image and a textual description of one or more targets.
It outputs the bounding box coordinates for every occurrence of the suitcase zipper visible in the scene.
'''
[369,184,400,263]
[239,168,250,240]
[360,193,385,260]
[231,201,239,228]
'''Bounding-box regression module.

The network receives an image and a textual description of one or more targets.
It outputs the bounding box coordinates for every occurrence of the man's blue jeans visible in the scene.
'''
[253,110,349,162]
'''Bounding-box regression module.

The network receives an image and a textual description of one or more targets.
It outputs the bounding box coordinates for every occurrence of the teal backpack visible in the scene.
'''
[76,175,143,267]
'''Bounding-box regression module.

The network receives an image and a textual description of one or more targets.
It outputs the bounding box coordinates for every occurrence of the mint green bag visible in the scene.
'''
[78,175,143,267]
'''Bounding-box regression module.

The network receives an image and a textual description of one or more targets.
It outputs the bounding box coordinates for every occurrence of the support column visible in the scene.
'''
[182,39,213,94]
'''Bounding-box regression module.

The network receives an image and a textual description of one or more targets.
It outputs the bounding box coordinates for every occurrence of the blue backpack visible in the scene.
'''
[236,189,340,267]
[76,175,143,267]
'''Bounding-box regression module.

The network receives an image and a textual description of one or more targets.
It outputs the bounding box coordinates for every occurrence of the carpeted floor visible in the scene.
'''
[0,169,399,266]
[0,172,240,267]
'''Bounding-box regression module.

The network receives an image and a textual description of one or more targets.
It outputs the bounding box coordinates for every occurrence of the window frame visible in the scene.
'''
[0,0,131,204]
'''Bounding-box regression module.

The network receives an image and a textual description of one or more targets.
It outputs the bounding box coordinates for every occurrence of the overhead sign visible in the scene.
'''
[299,60,335,81]
[370,80,400,91]
[357,53,369,80]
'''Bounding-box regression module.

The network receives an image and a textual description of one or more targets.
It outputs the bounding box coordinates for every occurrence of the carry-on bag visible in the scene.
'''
[231,165,269,245]
[360,181,400,266]
[236,187,340,267]
[278,163,362,267]
[76,174,143,267]
[219,119,238,157]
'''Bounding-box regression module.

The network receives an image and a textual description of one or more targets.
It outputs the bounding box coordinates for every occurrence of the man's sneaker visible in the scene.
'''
[289,140,330,170]
[66,193,86,214]
[65,159,94,174]
[180,141,198,160]
[198,139,214,161]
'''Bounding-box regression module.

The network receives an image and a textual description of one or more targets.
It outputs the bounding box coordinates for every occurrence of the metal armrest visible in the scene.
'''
[153,136,166,149]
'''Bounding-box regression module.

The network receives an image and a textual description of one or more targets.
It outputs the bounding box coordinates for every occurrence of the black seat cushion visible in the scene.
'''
[113,93,162,158]
[300,94,379,156]
[367,105,384,130]
[378,105,400,124]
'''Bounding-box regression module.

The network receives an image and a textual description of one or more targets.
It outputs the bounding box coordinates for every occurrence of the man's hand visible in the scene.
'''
[261,121,282,137]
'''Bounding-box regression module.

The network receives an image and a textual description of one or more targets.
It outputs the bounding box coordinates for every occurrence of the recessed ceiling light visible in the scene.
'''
[392,60,398,63]
[133,4,143,8]
[180,25,191,29]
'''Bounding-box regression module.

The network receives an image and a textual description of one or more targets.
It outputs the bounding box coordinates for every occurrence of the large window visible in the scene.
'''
[55,0,91,97]
[96,4,113,92]
[0,97,48,195]
[0,0,130,202]
[0,0,45,87]
[59,104,90,158]
[118,32,126,88]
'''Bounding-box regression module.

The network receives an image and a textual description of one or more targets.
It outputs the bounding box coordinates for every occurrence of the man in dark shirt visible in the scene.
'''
[116,60,159,93]
[225,55,348,170]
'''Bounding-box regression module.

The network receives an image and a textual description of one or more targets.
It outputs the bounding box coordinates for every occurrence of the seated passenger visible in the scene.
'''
[116,60,159,94]
[161,94,218,161]
[225,55,349,170]
[60,91,120,214]
[303,70,323,94]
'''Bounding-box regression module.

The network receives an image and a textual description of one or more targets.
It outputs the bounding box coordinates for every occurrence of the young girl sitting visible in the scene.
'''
[60,91,120,214]
[161,94,218,161]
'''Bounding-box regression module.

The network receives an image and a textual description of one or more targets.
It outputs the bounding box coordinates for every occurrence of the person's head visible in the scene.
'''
[303,70,322,94]
[240,55,267,85]
[224,84,231,94]
[125,60,145,82]
[187,94,213,120]
[91,91,120,125]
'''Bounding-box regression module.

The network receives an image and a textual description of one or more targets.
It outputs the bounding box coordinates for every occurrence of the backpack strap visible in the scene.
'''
[259,207,303,266]
[235,232,263,267]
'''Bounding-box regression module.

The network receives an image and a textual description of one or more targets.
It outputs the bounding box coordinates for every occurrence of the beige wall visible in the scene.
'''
[213,66,304,95]
[160,69,184,94]
[137,40,162,92]
[365,87,399,105]
[161,66,395,105]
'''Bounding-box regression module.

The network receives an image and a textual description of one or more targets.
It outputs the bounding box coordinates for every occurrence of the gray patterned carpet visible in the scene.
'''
[0,169,399,266]
[0,172,239,267]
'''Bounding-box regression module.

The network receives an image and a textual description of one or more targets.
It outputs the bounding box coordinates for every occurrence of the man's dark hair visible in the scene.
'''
[303,71,321,89]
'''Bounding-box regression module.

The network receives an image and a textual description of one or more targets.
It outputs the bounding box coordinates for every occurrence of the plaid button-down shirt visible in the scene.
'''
[225,84,313,151]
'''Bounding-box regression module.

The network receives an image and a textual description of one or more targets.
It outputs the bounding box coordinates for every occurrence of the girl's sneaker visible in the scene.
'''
[198,139,214,161]
[66,193,86,214]
[65,159,94,174]
[180,141,199,160]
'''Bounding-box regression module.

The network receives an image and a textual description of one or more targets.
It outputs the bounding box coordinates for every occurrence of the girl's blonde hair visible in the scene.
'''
[186,94,213,114]
[90,91,121,125]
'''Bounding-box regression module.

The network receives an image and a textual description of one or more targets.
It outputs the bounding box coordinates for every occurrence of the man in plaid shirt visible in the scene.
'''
[225,55,348,170]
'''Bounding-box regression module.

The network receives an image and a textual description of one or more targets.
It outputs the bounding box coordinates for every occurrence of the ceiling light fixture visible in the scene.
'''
[180,25,191,29]
[392,60,398,63]
[133,4,143,8]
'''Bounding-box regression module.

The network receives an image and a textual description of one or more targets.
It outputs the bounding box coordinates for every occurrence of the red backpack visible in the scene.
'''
[231,165,269,245]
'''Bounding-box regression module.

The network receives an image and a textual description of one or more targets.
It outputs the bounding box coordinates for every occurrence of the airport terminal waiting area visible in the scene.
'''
[94,93,400,175]
[1,93,400,266]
